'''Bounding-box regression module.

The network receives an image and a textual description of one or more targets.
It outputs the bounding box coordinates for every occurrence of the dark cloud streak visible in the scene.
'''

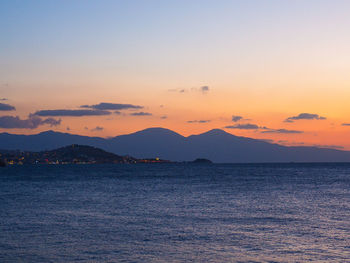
[232,115,243,122]
[285,113,326,123]
[225,123,259,129]
[35,109,111,117]
[187,120,211,123]
[0,115,61,129]
[261,129,303,134]
[200,86,209,93]
[91,126,104,131]
[130,112,152,116]
[81,102,143,110]
[0,103,16,111]
[225,123,303,134]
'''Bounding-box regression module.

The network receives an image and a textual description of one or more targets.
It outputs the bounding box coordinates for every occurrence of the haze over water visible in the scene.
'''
[1,163,350,262]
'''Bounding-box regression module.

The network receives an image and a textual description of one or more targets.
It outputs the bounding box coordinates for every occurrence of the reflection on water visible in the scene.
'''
[1,163,350,262]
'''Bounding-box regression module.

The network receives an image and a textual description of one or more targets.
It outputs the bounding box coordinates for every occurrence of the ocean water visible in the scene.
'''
[0,163,350,263]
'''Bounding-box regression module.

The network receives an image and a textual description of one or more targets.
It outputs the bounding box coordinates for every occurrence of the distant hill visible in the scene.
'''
[1,128,350,163]
[0,145,137,164]
[39,144,137,164]
[0,131,106,152]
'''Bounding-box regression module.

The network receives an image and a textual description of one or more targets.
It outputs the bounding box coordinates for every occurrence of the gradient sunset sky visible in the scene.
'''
[1,0,350,149]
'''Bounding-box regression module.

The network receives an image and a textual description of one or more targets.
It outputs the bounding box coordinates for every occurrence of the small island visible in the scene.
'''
[191,158,213,164]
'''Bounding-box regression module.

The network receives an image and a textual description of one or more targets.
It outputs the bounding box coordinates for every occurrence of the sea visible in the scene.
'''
[0,163,350,262]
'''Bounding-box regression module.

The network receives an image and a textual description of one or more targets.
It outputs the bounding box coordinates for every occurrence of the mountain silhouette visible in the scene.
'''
[1,127,350,162]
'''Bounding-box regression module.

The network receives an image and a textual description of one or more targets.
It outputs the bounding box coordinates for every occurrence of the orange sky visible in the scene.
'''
[1,1,350,150]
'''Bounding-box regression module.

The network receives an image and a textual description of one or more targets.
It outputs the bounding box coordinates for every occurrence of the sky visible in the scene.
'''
[1,0,350,149]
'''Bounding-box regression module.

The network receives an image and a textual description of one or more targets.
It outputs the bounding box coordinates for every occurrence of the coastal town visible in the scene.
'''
[0,145,171,166]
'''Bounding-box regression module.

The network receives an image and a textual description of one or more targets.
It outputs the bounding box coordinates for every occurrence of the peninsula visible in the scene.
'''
[0,145,170,165]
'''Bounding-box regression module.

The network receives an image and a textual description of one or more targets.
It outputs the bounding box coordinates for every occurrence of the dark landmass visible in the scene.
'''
[1,128,350,163]
[191,158,213,164]
[137,158,171,163]
[0,145,171,165]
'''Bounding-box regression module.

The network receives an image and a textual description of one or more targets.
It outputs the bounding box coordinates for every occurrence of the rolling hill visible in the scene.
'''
[1,128,350,163]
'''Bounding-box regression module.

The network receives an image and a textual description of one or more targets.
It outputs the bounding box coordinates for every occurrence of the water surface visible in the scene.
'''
[1,163,350,262]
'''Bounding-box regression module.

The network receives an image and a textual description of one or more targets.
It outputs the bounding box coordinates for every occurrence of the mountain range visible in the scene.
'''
[1,127,350,163]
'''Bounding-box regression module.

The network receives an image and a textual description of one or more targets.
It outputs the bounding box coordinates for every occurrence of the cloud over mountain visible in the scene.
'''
[0,115,61,129]
[35,109,111,117]
[225,123,303,134]
[285,113,326,123]
[0,103,16,111]
[312,144,344,150]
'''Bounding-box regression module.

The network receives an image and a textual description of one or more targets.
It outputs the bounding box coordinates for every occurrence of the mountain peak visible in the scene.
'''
[197,129,234,137]
[38,130,61,135]
[130,127,184,137]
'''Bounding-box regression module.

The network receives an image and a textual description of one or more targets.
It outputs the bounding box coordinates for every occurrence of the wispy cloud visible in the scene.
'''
[91,126,104,131]
[261,129,303,134]
[312,144,344,150]
[285,113,326,123]
[200,86,209,94]
[0,115,61,129]
[187,120,211,123]
[225,123,259,129]
[168,85,210,94]
[130,112,152,116]
[225,123,303,134]
[342,123,350,126]
[34,109,111,117]
[160,115,167,119]
[81,102,143,110]
[278,140,344,150]
[0,103,16,111]
[168,88,188,93]
[168,89,178,92]
[231,115,243,122]
[0,98,8,101]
